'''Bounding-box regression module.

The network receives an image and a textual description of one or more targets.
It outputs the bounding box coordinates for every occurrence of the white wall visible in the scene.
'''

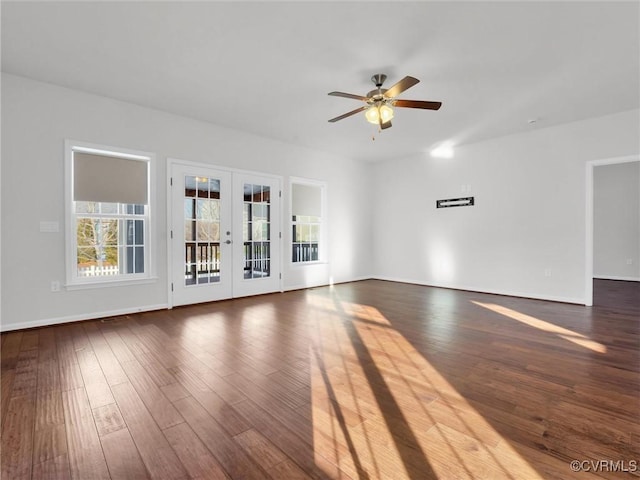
[2,73,638,332]
[0,74,372,331]
[372,109,640,304]
[593,161,640,280]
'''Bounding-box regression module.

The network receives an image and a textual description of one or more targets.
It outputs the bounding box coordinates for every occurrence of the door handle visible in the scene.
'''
[225,240,232,245]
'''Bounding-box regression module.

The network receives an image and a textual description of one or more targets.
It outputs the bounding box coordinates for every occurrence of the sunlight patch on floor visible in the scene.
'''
[473,301,607,354]
[310,308,402,479]
[308,296,543,480]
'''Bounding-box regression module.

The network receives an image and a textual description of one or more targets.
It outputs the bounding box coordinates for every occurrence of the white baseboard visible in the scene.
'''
[283,282,327,292]
[1,276,374,332]
[283,275,371,292]
[593,275,640,282]
[0,303,169,333]
[2,274,593,332]
[371,276,586,305]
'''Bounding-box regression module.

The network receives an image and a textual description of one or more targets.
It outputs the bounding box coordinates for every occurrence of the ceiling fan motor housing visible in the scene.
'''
[366,89,388,101]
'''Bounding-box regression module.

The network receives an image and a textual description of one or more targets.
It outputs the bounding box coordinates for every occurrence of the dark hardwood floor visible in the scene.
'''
[1,279,638,479]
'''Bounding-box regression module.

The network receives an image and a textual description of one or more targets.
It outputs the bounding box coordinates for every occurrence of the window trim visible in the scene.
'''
[289,177,327,265]
[64,140,156,289]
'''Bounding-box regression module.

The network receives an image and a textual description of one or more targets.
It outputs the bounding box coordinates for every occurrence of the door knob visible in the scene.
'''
[225,240,232,245]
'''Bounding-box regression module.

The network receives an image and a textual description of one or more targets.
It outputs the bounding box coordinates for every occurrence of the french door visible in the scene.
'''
[170,163,281,306]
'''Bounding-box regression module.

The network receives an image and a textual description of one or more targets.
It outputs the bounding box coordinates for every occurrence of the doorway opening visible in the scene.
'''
[585,154,639,306]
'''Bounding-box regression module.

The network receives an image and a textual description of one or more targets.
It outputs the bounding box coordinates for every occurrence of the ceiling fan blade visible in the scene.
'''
[383,76,419,99]
[328,91,369,101]
[380,120,392,130]
[393,99,442,110]
[328,106,368,123]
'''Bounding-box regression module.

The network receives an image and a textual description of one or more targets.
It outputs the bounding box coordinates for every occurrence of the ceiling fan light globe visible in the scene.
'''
[365,106,380,124]
[380,105,394,123]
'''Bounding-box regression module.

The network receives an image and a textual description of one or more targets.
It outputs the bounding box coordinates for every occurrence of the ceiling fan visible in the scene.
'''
[328,74,441,130]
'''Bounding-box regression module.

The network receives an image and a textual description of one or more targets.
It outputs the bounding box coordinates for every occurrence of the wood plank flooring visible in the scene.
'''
[1,279,638,479]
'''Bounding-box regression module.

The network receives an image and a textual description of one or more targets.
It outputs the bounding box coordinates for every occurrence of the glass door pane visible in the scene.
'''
[243,183,271,279]
[184,175,221,286]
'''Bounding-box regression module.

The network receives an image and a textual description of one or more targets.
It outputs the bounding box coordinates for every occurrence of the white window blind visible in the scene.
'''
[292,183,321,217]
[73,152,148,204]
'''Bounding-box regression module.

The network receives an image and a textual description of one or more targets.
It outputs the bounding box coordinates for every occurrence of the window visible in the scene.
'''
[291,179,325,263]
[65,141,154,286]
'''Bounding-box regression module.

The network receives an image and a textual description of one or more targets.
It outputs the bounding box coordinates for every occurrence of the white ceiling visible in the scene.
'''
[2,1,638,162]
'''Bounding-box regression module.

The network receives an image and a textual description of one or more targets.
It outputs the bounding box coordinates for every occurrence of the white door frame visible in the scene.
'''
[585,154,639,306]
[167,158,283,308]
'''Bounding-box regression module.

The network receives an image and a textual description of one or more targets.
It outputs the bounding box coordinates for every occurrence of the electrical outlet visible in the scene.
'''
[51,280,60,292]
[544,268,552,277]
[626,259,634,265]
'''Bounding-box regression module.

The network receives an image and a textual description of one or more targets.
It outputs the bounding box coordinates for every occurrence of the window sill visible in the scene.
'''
[290,261,328,267]
[65,276,159,291]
